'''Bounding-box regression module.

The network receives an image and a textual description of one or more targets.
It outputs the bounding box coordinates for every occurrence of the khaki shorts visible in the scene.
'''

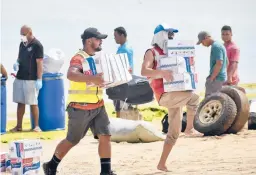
[66,106,110,145]
[159,91,199,144]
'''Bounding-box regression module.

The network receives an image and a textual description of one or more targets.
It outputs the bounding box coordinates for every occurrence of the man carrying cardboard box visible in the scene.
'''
[141,23,202,172]
[43,28,116,175]
[196,31,228,96]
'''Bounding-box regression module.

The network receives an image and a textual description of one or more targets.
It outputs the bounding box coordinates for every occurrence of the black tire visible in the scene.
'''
[161,114,168,134]
[162,112,187,133]
[232,85,246,94]
[220,86,250,133]
[248,112,256,130]
[181,112,187,132]
[194,92,237,136]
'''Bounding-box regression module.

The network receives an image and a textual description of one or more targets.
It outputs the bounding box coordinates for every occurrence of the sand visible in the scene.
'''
[1,120,256,175]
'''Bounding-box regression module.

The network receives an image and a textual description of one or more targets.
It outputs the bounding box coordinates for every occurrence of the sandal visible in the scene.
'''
[10,126,22,132]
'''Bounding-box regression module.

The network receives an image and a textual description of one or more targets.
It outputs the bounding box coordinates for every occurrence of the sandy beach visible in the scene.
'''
[1,0,256,174]
[1,121,256,175]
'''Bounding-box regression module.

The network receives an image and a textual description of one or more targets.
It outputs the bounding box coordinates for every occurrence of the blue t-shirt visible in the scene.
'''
[210,41,227,81]
[116,42,134,72]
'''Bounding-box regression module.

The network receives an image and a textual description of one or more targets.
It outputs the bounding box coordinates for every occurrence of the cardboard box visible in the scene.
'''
[1,152,11,173]
[9,140,42,159]
[10,157,40,175]
[163,73,198,92]
[1,152,7,172]
[118,53,130,70]
[185,57,196,73]
[99,53,132,87]
[82,55,114,87]
[6,153,11,173]
[159,56,195,73]
[9,139,42,175]
[82,56,97,76]
[99,54,114,85]
[82,53,131,88]
[167,40,195,57]
[113,54,131,81]
[160,42,197,92]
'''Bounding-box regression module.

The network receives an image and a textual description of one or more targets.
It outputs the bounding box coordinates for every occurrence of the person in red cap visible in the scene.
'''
[141,24,202,172]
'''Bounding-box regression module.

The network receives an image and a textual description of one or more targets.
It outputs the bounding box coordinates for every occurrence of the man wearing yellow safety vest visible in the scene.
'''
[43,28,116,175]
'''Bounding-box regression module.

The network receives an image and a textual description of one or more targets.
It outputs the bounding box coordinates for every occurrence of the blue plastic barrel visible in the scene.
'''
[1,77,7,134]
[31,73,65,131]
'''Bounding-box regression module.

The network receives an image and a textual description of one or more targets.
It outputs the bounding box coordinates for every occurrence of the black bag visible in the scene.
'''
[125,90,154,105]
[161,112,187,133]
[161,114,169,134]
[106,75,154,105]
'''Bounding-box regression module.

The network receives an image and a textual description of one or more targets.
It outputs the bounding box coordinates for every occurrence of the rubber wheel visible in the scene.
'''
[181,112,187,132]
[162,112,187,133]
[232,86,246,94]
[248,112,256,130]
[220,86,250,133]
[194,92,237,136]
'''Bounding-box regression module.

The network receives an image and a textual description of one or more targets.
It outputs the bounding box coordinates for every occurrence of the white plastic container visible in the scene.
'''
[43,48,65,74]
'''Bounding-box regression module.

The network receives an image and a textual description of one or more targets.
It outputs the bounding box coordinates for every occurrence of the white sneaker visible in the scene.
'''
[33,126,42,132]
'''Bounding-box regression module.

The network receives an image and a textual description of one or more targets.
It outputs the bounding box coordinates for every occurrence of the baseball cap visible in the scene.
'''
[196,31,210,45]
[81,27,108,40]
[154,23,179,34]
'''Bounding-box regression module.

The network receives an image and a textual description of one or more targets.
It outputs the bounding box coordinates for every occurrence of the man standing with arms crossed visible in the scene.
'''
[43,28,116,175]
[113,26,133,118]
[11,25,43,132]
[221,25,240,86]
[196,31,228,96]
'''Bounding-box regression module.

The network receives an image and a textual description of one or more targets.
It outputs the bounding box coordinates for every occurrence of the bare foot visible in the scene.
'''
[157,164,170,172]
[184,128,203,137]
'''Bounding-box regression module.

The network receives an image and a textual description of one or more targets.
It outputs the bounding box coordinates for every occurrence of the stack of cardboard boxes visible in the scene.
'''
[1,139,42,175]
[82,53,132,88]
[1,152,10,173]
[159,40,198,92]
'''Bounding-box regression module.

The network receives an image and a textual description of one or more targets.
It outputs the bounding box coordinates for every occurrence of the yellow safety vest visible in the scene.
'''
[67,50,103,104]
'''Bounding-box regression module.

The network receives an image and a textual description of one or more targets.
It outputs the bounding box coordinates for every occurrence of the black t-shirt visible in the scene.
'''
[16,38,44,80]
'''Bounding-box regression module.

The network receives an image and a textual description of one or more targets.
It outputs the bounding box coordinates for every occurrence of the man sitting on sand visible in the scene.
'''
[141,23,202,172]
